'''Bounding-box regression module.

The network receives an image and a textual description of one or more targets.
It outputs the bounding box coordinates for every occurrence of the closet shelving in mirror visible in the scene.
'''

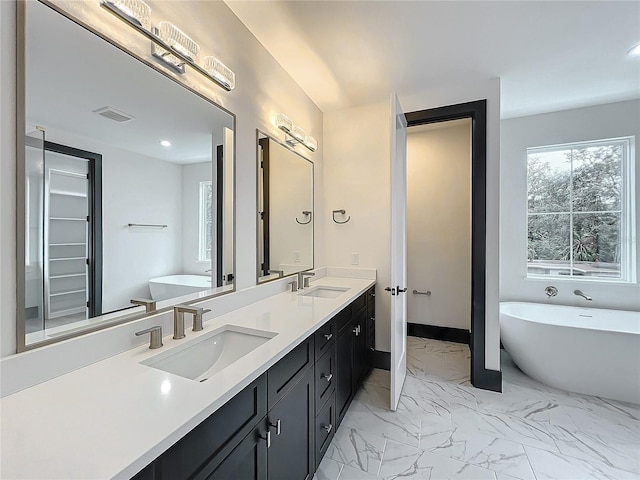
[100,0,235,91]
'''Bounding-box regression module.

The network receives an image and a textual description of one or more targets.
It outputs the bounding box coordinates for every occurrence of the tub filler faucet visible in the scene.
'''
[574,290,593,301]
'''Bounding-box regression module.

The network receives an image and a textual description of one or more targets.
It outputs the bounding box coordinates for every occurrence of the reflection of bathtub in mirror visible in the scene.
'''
[149,275,212,301]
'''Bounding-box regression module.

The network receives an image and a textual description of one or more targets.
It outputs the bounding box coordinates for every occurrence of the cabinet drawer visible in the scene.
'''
[268,336,314,409]
[335,305,353,334]
[315,393,336,469]
[366,286,376,306]
[157,374,267,480]
[314,317,336,360]
[315,344,336,413]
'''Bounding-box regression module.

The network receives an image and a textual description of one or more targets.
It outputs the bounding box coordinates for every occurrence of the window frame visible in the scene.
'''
[198,181,213,263]
[525,136,636,283]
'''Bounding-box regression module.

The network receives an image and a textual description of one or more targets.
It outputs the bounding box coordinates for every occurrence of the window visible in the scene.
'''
[526,137,635,281]
[199,181,213,262]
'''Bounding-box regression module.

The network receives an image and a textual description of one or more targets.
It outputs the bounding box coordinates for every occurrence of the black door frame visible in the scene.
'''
[405,99,501,392]
[38,140,103,319]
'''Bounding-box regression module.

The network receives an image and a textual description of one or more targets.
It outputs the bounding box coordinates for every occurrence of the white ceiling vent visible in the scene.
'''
[93,106,135,123]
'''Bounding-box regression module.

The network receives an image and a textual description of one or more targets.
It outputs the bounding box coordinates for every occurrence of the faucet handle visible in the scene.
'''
[130,298,157,313]
[135,325,163,349]
[192,308,212,332]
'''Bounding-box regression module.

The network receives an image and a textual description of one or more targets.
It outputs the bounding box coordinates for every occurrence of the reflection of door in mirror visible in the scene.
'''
[24,137,103,334]
[257,134,313,283]
[20,1,235,348]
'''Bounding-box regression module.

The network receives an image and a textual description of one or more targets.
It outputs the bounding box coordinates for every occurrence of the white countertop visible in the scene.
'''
[0,276,375,479]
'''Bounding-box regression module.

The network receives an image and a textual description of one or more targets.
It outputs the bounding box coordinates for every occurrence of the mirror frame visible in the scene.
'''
[16,0,237,352]
[255,129,315,285]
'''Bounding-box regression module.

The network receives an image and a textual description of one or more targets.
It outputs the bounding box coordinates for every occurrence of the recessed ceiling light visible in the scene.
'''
[160,140,172,147]
[628,43,640,57]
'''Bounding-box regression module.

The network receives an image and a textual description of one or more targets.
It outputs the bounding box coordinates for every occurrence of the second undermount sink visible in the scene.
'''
[141,325,277,382]
[300,286,349,299]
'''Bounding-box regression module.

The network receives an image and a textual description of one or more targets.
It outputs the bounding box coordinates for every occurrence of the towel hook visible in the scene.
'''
[296,211,312,225]
[332,209,351,224]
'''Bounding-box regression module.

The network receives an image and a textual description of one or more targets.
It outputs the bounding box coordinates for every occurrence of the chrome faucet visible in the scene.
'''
[298,271,315,289]
[173,304,211,339]
[574,290,592,301]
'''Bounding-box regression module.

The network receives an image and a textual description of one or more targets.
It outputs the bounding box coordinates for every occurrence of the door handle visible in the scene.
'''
[397,286,407,293]
[384,286,396,296]
[260,430,271,448]
[269,419,281,435]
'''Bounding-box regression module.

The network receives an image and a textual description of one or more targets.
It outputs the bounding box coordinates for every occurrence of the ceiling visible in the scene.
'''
[226,1,640,118]
[27,1,233,164]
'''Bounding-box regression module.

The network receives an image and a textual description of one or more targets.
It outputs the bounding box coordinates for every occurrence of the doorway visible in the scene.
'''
[404,100,501,392]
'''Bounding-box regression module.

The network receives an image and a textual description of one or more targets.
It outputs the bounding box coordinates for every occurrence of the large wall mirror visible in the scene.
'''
[257,131,314,283]
[18,1,235,350]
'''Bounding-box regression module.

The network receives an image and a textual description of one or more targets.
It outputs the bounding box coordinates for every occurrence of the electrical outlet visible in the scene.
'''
[294,251,301,263]
[351,252,359,265]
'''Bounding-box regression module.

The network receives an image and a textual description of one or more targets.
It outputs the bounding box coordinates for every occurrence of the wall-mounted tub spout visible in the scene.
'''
[574,290,592,301]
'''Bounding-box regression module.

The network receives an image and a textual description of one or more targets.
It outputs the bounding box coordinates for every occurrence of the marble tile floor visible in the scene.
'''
[315,337,640,480]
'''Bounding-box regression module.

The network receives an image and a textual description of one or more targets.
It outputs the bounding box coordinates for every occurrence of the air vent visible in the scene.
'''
[93,106,135,123]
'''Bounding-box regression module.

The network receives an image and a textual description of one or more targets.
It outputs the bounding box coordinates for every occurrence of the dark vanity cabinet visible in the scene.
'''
[336,286,375,426]
[132,286,375,480]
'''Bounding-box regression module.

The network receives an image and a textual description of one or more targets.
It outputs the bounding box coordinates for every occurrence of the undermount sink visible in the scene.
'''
[141,325,277,382]
[300,286,349,299]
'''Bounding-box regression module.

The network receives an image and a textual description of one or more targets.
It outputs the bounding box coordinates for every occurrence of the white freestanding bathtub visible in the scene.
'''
[500,302,640,404]
[149,275,212,301]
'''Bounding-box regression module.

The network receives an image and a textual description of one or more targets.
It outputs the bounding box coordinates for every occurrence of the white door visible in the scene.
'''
[390,93,408,411]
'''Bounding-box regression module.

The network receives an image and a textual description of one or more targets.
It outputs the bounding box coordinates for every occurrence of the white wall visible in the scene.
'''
[181,162,212,277]
[407,120,471,330]
[0,0,323,358]
[324,100,392,350]
[102,150,183,312]
[501,100,640,310]
[324,78,501,372]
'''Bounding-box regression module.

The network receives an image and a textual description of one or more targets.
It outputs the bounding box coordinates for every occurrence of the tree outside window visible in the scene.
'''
[526,138,633,281]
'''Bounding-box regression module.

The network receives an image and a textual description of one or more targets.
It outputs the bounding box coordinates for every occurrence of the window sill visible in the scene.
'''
[524,275,637,285]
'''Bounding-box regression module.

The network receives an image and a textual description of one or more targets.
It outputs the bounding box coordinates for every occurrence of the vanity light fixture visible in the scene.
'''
[100,0,236,91]
[304,135,318,152]
[628,43,640,57]
[276,113,317,152]
[203,57,236,90]
[275,113,293,133]
[160,140,172,147]
[102,0,151,29]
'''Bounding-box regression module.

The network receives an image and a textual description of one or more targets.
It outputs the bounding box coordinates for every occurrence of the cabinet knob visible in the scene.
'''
[322,373,333,382]
[323,424,333,434]
[324,333,333,341]
[260,430,271,448]
[269,419,281,435]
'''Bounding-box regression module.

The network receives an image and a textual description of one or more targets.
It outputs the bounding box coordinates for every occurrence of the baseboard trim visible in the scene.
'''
[408,323,470,345]
[372,350,390,371]
[472,367,502,392]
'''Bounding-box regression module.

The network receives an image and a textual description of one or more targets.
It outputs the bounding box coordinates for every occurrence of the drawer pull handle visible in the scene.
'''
[323,424,333,434]
[371,293,375,297]
[269,419,281,435]
[322,373,333,382]
[352,326,358,336]
[324,333,333,341]
[260,431,271,448]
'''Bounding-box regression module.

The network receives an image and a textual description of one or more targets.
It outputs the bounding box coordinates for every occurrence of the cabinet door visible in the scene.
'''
[352,307,368,388]
[203,424,268,480]
[268,366,315,480]
[336,320,355,426]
